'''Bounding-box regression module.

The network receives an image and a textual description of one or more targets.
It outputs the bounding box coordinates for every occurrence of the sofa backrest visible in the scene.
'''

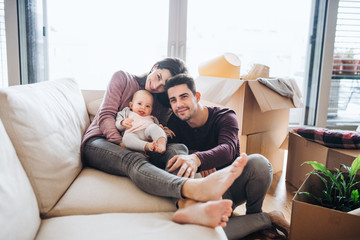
[81,89,105,122]
[0,120,41,239]
[0,79,90,216]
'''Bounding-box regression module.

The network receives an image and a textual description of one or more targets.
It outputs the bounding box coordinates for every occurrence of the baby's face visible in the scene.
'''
[130,92,153,117]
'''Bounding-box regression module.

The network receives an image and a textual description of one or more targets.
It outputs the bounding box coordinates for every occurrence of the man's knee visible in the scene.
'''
[246,154,273,179]
[167,143,188,155]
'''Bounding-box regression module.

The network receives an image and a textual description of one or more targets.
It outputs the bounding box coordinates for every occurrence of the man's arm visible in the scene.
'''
[195,110,239,171]
[167,109,240,177]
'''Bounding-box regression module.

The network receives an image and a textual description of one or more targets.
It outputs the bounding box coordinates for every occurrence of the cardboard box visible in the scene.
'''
[198,77,297,173]
[286,132,360,189]
[290,174,360,240]
[240,127,288,173]
[196,77,295,135]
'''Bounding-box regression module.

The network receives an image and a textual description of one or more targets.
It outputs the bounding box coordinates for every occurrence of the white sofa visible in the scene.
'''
[0,78,227,240]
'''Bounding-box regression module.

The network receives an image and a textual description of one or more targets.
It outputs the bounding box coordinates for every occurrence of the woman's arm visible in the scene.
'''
[98,71,134,144]
[115,107,130,131]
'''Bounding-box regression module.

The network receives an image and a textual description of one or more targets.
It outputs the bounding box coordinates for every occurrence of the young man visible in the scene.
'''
[165,74,290,239]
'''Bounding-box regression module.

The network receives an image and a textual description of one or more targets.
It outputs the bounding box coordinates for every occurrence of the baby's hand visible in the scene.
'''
[121,118,134,129]
[159,124,175,139]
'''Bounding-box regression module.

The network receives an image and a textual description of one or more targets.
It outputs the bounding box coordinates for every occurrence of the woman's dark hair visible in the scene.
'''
[135,57,188,107]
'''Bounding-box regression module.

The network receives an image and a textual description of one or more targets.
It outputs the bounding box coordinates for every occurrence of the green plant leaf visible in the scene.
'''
[350,155,360,177]
[341,164,351,174]
[322,189,332,203]
[303,161,327,173]
[304,161,344,196]
[297,191,323,204]
[339,173,348,195]
[351,189,359,205]
[309,172,329,191]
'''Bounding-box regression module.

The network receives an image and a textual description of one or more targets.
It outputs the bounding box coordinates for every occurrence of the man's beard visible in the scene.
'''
[175,107,192,122]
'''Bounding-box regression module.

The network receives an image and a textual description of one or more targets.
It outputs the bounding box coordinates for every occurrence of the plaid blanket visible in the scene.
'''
[294,127,360,149]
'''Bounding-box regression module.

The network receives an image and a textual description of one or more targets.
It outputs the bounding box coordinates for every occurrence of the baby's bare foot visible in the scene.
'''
[154,137,166,153]
[182,153,248,202]
[145,142,156,152]
[172,199,233,228]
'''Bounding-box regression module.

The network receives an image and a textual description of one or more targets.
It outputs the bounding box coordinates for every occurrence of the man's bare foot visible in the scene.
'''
[268,211,290,238]
[182,153,248,202]
[172,200,233,228]
[145,142,156,152]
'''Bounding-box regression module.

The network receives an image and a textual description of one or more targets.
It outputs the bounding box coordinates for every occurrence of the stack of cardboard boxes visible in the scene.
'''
[198,76,297,173]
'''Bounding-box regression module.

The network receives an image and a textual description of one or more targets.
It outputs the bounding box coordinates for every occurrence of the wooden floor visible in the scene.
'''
[233,155,297,239]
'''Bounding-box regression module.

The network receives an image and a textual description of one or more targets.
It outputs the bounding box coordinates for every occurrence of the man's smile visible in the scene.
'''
[176,107,189,115]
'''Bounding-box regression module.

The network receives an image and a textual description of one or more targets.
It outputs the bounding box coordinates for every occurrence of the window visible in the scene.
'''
[186,0,312,125]
[328,0,360,127]
[0,0,7,88]
[47,0,169,90]
[9,0,322,126]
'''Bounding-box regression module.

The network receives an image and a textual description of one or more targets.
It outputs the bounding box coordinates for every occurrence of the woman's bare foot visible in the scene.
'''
[154,137,166,153]
[172,200,233,228]
[182,153,248,202]
[268,210,290,238]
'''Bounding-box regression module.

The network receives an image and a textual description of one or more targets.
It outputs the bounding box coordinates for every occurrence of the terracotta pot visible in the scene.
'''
[342,58,358,75]
[332,56,343,75]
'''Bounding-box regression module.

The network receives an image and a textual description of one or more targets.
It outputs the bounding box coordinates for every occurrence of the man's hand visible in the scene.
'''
[200,168,216,177]
[121,118,134,129]
[167,154,201,178]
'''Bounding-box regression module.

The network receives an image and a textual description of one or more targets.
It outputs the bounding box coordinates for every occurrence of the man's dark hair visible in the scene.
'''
[165,74,196,95]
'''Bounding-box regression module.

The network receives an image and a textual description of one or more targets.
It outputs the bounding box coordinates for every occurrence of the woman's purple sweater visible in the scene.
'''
[81,71,170,148]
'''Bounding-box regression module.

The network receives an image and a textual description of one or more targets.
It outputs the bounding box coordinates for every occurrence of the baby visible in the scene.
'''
[115,90,168,153]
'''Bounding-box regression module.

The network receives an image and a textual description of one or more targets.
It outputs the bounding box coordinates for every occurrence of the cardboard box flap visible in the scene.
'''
[247,80,296,112]
[331,148,360,158]
[195,76,244,105]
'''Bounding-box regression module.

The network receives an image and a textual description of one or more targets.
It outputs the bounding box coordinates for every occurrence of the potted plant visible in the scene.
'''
[340,48,359,75]
[297,155,360,212]
[289,155,360,240]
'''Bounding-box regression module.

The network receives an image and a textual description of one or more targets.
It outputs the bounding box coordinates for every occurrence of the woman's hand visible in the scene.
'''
[121,118,133,129]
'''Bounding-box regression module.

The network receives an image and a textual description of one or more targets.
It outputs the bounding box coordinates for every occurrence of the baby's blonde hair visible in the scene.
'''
[132,90,154,104]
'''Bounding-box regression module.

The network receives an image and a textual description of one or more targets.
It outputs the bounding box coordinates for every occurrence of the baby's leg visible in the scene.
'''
[123,133,152,152]
[145,124,167,153]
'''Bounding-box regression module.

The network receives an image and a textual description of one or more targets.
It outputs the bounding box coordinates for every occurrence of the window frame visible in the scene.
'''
[7,0,356,128]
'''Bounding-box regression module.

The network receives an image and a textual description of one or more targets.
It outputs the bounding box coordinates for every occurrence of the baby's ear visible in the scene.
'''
[129,101,133,109]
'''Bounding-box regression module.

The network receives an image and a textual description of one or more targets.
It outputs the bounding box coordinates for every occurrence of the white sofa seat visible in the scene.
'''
[37,212,227,240]
[0,79,227,239]
[46,167,176,218]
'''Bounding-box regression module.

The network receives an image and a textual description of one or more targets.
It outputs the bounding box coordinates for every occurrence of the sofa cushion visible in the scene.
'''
[0,79,90,215]
[46,168,176,217]
[36,212,227,240]
[0,120,41,239]
[81,89,105,122]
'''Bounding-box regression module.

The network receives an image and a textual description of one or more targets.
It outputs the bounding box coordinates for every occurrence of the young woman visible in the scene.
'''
[81,57,189,198]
